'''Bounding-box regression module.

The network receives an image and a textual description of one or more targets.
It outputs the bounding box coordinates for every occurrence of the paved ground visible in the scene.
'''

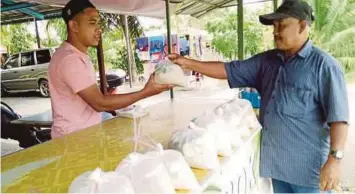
[1,81,354,190]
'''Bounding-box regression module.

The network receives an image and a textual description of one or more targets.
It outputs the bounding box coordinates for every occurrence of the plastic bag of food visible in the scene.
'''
[169,128,220,170]
[213,102,243,127]
[115,153,176,194]
[190,112,233,156]
[154,60,186,87]
[146,149,200,191]
[68,168,134,193]
[227,99,262,130]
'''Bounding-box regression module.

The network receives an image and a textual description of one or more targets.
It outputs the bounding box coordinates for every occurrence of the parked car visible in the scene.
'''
[96,69,126,93]
[1,48,55,97]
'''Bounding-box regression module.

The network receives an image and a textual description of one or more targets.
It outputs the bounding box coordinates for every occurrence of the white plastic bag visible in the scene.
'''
[146,149,200,191]
[169,128,220,170]
[190,112,233,156]
[68,168,134,193]
[154,60,186,87]
[115,153,176,194]
[227,99,262,130]
[214,103,243,127]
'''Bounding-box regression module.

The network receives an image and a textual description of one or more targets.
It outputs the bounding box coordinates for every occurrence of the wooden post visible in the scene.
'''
[34,19,41,48]
[97,36,107,94]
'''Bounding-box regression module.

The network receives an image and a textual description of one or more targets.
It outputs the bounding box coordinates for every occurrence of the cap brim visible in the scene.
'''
[259,13,290,25]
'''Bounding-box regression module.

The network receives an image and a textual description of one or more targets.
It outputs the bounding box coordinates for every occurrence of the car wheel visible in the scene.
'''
[39,80,50,97]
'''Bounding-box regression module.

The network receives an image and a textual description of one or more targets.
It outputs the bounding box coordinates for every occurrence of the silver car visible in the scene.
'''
[1,48,55,97]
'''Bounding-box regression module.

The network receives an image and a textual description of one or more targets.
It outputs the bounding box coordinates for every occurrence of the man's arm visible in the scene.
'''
[169,55,227,79]
[78,75,173,112]
[320,122,348,191]
[169,53,264,89]
[329,122,348,153]
[319,61,349,191]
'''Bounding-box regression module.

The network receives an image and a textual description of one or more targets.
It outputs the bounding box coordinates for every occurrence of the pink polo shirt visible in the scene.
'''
[48,42,101,138]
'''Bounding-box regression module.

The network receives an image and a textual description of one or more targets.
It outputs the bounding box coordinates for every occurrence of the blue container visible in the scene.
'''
[241,91,261,108]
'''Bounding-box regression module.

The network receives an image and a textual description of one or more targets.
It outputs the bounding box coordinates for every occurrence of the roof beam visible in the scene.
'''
[1,2,34,12]
[1,0,44,20]
[193,0,234,18]
[0,11,62,25]
[219,0,273,8]
[175,1,198,14]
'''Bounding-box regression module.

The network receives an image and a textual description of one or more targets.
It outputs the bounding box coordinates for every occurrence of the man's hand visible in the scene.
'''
[168,53,187,68]
[320,158,342,191]
[142,74,174,97]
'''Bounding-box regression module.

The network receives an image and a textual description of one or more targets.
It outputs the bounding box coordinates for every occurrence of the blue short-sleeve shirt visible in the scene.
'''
[224,40,349,187]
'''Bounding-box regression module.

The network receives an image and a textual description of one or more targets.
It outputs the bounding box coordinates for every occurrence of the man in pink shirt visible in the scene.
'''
[48,0,173,138]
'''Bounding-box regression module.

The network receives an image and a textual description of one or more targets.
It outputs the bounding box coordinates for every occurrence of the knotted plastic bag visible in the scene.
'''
[169,128,220,170]
[115,112,176,193]
[190,112,233,156]
[226,99,262,131]
[68,168,134,193]
[115,152,176,194]
[146,149,201,191]
[154,60,186,87]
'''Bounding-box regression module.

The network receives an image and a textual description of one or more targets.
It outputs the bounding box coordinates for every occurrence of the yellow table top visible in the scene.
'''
[1,99,228,193]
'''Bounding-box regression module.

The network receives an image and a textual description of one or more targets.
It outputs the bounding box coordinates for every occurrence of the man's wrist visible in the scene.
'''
[328,149,344,163]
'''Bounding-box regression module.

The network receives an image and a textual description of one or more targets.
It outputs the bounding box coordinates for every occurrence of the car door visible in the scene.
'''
[17,51,37,90]
[1,54,20,90]
[34,49,51,78]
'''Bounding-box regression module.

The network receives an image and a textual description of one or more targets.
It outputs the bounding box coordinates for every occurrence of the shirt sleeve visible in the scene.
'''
[58,55,96,93]
[224,53,263,89]
[319,60,349,125]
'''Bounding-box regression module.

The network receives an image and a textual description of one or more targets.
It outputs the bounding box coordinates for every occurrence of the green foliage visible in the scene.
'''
[110,45,144,75]
[1,23,35,54]
[205,9,264,60]
[307,0,355,72]
[43,18,67,47]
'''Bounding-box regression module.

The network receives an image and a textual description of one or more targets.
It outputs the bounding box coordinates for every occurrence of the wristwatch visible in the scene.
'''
[330,149,344,160]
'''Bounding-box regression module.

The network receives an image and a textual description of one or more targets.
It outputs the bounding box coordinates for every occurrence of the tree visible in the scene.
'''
[44,18,67,47]
[205,9,264,60]
[307,0,355,72]
[101,13,145,80]
[109,45,144,75]
[1,23,36,54]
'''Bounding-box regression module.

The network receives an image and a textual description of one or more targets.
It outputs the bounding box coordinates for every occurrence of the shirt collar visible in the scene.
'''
[297,39,313,58]
[277,39,313,60]
[63,41,90,59]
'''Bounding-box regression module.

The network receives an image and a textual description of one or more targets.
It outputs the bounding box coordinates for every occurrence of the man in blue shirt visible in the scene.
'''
[169,0,349,193]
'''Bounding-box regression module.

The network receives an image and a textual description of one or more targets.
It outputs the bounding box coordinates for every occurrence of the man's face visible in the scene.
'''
[71,8,102,47]
[273,17,303,51]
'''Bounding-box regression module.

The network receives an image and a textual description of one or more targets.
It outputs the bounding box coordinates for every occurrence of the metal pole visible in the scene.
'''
[165,0,174,99]
[237,0,244,60]
[273,0,278,11]
[97,35,107,94]
[123,15,133,88]
[34,19,41,48]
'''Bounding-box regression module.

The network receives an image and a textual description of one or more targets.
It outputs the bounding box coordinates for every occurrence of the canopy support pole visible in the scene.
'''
[165,0,174,99]
[123,15,133,88]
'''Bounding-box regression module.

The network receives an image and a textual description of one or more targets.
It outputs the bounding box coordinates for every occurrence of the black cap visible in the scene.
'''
[259,0,315,25]
[62,0,96,24]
